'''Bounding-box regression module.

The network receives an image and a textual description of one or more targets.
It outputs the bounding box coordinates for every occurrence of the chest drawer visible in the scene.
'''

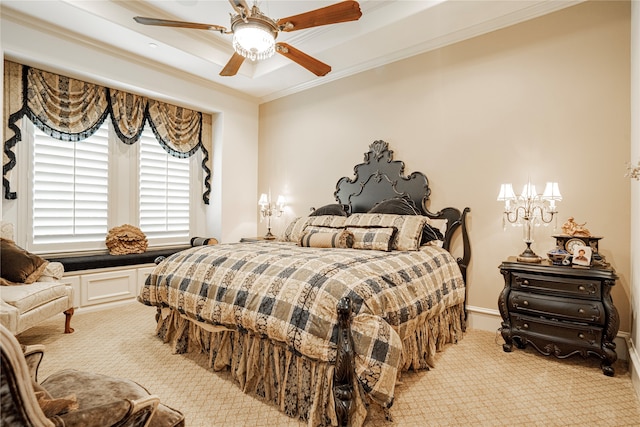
[510,314,603,351]
[511,272,601,300]
[509,290,605,325]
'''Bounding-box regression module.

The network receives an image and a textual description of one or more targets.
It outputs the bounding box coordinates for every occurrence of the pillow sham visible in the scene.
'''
[347,227,396,252]
[345,213,426,251]
[421,223,444,244]
[299,229,354,249]
[0,238,50,284]
[281,215,348,242]
[368,197,420,215]
[309,203,349,217]
[422,218,448,246]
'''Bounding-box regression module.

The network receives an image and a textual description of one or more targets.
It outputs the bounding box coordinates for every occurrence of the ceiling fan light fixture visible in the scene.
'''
[232,23,276,61]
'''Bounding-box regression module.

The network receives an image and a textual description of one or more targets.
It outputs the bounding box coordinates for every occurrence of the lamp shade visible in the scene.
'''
[497,183,517,201]
[276,195,286,208]
[542,182,562,201]
[521,183,537,199]
[258,193,269,206]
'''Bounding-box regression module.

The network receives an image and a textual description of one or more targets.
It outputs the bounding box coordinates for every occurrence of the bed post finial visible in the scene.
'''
[334,297,356,426]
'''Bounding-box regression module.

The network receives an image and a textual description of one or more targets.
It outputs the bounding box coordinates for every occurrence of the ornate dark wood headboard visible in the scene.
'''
[334,140,471,283]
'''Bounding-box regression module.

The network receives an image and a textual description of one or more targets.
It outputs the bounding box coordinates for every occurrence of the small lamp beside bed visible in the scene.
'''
[498,181,562,263]
[259,192,285,239]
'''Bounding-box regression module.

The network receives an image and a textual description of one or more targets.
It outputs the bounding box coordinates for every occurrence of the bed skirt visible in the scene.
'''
[154,304,465,427]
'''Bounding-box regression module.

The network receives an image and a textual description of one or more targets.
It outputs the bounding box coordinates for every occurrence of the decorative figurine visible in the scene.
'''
[561,217,591,237]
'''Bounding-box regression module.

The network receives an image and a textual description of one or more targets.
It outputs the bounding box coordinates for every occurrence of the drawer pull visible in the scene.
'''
[578,308,585,314]
[523,280,529,286]
[578,285,586,291]
[578,333,585,339]
[523,300,529,306]
[523,323,529,330]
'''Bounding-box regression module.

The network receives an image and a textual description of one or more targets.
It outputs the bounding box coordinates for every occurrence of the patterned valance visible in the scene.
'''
[3,60,212,203]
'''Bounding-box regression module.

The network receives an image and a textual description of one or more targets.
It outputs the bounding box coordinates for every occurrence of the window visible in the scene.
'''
[139,127,190,242]
[25,119,193,254]
[32,123,109,249]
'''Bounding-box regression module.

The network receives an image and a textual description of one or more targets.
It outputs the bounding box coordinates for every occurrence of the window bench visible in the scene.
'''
[48,247,188,272]
[48,247,189,311]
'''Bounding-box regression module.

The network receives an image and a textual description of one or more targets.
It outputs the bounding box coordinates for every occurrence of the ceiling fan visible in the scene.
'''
[133,0,362,77]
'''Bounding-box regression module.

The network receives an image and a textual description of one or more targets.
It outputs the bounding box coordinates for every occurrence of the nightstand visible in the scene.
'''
[498,257,619,376]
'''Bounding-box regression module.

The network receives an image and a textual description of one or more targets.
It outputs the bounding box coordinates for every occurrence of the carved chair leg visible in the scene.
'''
[64,308,75,334]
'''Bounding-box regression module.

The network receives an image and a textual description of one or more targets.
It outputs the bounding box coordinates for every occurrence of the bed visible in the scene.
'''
[138,140,470,426]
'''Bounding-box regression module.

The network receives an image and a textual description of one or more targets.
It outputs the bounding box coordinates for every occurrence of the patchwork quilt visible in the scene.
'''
[139,241,465,407]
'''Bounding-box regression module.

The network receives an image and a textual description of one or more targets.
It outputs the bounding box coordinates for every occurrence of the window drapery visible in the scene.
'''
[3,60,212,204]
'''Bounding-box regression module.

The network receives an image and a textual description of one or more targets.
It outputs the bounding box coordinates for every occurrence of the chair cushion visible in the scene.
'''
[0,282,71,314]
[42,369,184,427]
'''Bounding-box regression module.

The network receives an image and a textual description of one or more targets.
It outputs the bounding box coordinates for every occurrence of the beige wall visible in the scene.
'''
[259,2,632,332]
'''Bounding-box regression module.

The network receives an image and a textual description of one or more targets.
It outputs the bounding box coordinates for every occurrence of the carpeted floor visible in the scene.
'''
[17,302,640,426]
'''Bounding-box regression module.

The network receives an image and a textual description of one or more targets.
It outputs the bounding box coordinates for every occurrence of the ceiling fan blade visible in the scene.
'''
[276,43,331,77]
[220,52,246,77]
[133,16,227,32]
[228,0,251,18]
[277,1,362,32]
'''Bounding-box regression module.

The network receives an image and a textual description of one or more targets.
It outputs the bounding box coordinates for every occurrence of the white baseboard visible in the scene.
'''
[627,338,640,399]
[466,305,629,361]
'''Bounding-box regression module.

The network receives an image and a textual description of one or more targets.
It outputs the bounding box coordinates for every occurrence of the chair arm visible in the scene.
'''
[0,300,19,333]
[23,344,45,383]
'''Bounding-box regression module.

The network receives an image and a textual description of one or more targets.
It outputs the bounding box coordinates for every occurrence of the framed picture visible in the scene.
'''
[572,245,592,267]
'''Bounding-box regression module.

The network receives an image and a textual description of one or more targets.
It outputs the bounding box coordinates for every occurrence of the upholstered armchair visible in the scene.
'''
[0,324,185,427]
[0,221,74,334]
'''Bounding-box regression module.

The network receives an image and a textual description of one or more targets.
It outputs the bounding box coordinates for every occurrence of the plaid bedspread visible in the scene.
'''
[139,241,465,407]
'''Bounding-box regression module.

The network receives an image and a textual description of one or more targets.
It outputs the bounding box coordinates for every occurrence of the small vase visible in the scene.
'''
[547,246,570,266]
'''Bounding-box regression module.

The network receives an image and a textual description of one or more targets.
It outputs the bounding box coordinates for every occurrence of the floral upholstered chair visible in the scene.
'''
[0,324,185,427]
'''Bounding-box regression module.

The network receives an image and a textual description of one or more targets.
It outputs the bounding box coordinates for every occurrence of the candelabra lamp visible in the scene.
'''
[258,192,285,240]
[497,181,562,263]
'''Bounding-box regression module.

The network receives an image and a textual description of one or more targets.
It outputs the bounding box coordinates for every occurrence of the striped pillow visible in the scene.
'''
[299,229,354,249]
[281,215,347,242]
[347,227,396,252]
[345,214,426,251]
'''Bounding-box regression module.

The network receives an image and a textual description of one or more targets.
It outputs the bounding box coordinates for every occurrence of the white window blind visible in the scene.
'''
[32,123,109,246]
[139,127,190,241]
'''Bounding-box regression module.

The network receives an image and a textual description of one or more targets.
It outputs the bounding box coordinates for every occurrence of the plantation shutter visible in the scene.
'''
[139,126,190,240]
[32,123,109,245]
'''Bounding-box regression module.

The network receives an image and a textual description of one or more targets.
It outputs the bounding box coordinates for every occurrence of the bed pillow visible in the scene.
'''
[309,203,349,217]
[0,238,50,284]
[299,229,354,249]
[281,215,348,242]
[345,214,426,251]
[347,227,396,252]
[422,218,448,246]
[368,197,420,215]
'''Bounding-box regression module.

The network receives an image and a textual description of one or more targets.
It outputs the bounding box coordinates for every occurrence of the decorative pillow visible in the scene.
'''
[422,218,448,246]
[347,227,396,252]
[368,197,420,215]
[299,229,354,249]
[105,224,148,255]
[0,238,50,284]
[421,223,444,244]
[281,215,348,242]
[190,237,219,246]
[309,203,349,217]
[345,214,426,251]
